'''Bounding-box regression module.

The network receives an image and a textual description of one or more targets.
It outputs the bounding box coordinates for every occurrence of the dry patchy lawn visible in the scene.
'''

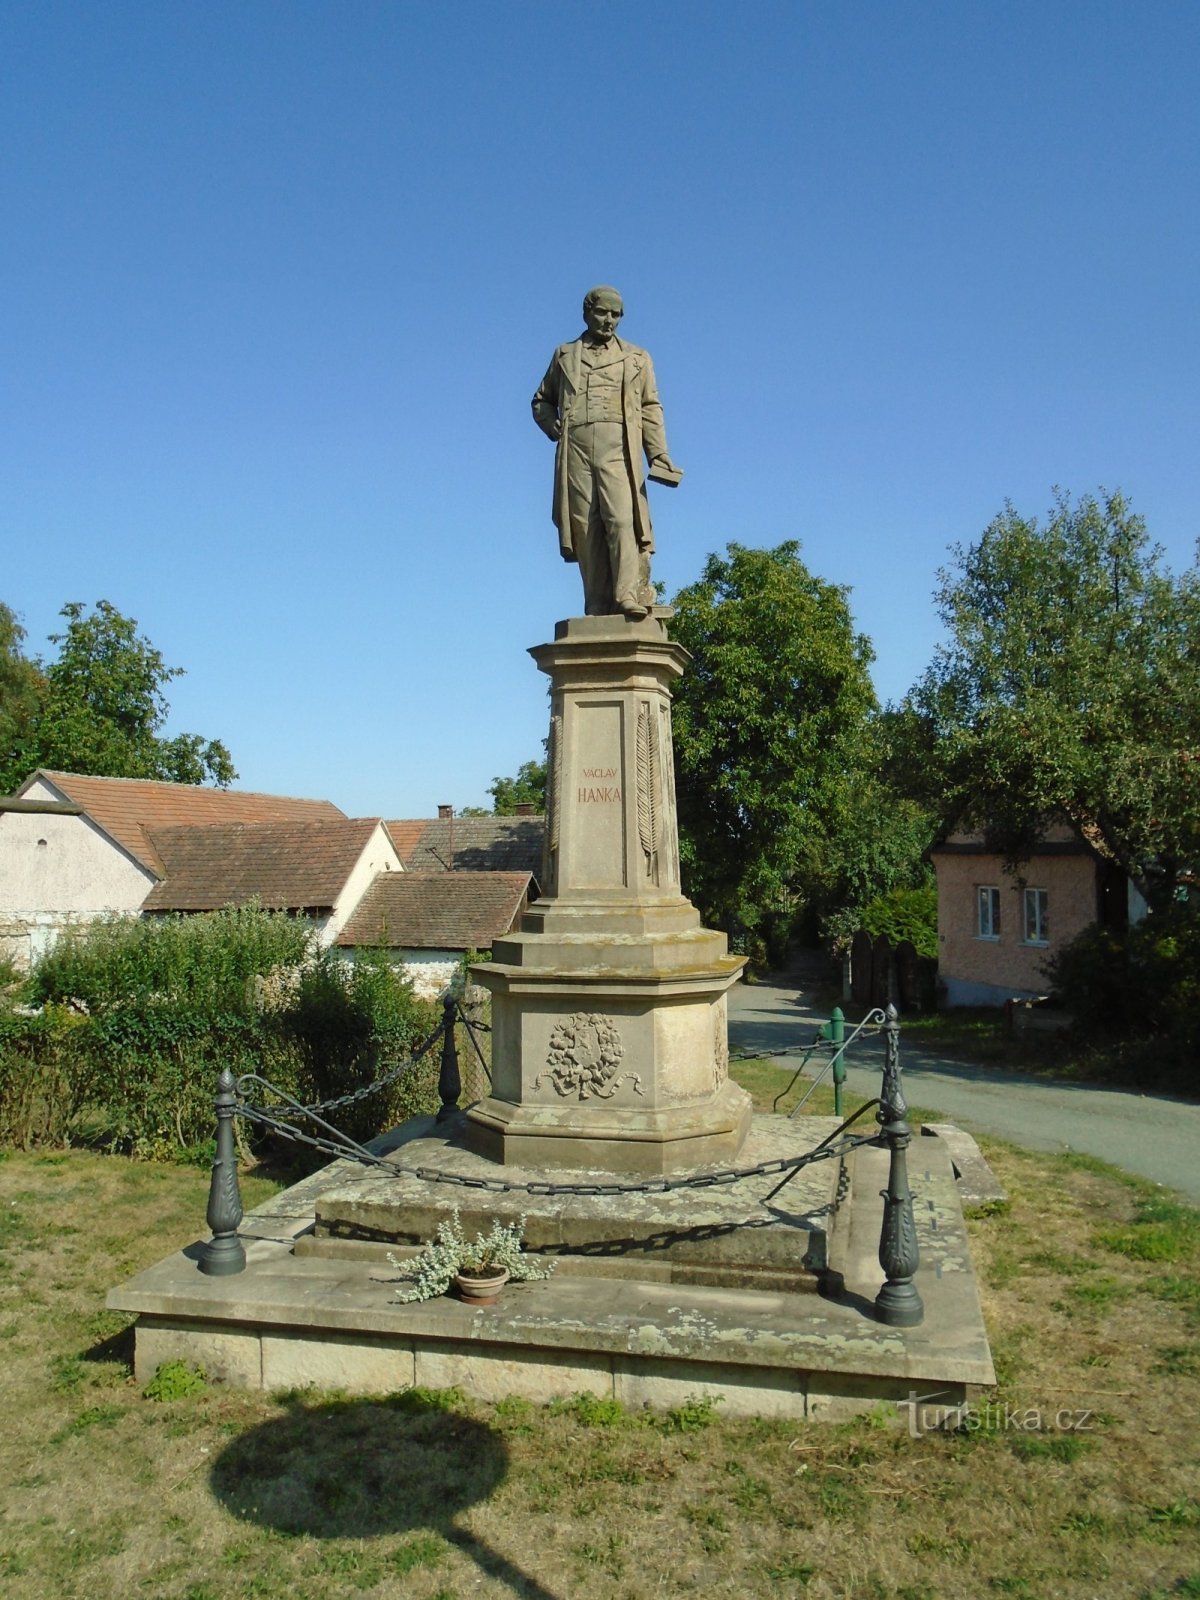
[0,1095,1198,1600]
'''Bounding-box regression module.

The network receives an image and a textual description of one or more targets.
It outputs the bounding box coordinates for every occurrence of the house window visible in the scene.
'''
[977,887,1001,939]
[1024,888,1049,945]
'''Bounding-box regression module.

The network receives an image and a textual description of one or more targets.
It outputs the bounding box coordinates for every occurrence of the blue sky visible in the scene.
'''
[4,1,1198,818]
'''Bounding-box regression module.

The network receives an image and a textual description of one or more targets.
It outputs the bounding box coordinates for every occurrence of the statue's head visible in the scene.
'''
[583,285,623,341]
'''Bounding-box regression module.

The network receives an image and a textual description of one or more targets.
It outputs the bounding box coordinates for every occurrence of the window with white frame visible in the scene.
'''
[1023,887,1049,944]
[977,886,1001,938]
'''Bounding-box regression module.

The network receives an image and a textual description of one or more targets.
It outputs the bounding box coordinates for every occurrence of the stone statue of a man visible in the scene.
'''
[532,286,682,620]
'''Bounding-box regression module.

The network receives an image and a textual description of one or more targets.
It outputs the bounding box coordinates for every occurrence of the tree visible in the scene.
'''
[0,604,45,789]
[669,542,923,948]
[0,600,236,793]
[905,490,1200,910]
[488,759,546,815]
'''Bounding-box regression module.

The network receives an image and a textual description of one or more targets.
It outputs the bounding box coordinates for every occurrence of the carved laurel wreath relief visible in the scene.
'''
[636,699,661,878]
[535,1012,644,1101]
[547,710,563,861]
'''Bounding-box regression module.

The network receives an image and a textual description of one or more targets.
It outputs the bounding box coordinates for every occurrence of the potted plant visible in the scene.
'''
[388,1208,555,1307]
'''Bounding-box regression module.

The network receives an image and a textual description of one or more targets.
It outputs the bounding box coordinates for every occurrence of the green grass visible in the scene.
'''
[0,1135,1198,1599]
[1097,1195,1200,1263]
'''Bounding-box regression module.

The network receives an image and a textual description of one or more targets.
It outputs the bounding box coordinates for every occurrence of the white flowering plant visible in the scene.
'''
[388,1207,556,1303]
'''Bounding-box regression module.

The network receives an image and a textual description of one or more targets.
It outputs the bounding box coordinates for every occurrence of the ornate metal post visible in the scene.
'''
[830,1006,845,1118]
[436,994,462,1122]
[874,1004,923,1326]
[199,1068,245,1277]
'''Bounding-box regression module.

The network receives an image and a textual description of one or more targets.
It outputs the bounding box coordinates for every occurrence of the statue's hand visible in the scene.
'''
[652,455,680,473]
[531,402,562,443]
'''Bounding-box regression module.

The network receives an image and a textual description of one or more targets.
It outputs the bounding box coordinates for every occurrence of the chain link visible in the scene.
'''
[230,1005,892,1197]
[235,1013,880,1124]
[235,1097,882,1196]
[727,1028,885,1067]
[235,1016,447,1122]
[459,1013,492,1086]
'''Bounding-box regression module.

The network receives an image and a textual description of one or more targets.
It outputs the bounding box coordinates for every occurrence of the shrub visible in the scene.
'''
[857,880,938,960]
[0,1003,90,1149]
[29,902,311,1015]
[1048,906,1200,1034]
[3,909,439,1157]
[1048,905,1200,1089]
[279,948,440,1148]
[21,906,311,1157]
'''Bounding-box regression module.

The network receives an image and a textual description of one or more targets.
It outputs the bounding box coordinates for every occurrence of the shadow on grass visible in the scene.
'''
[80,1320,135,1371]
[210,1389,561,1599]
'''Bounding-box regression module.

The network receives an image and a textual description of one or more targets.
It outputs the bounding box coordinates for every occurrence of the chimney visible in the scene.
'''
[514,803,535,817]
[437,804,454,870]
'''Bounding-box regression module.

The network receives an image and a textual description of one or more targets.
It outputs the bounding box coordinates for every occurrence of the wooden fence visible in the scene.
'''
[849,929,936,1012]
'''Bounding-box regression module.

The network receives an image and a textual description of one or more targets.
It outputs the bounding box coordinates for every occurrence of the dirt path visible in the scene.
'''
[726,954,1200,1201]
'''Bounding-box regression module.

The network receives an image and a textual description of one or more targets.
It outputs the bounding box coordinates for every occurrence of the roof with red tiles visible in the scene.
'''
[17,770,344,876]
[384,820,428,862]
[336,870,532,950]
[141,818,384,912]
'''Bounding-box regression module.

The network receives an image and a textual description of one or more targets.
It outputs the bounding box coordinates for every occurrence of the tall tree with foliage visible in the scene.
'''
[0,604,44,788]
[0,600,236,794]
[905,491,1200,909]
[669,542,922,947]
[488,758,547,815]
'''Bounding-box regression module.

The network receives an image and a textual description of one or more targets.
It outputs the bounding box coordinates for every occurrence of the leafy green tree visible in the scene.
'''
[0,604,45,789]
[905,491,1200,910]
[669,542,923,947]
[0,600,236,793]
[856,879,938,959]
[488,759,546,815]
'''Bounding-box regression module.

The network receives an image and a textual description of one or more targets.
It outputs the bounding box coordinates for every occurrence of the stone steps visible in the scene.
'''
[108,1112,995,1421]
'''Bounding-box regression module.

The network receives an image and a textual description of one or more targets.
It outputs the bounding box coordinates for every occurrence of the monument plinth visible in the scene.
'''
[465,613,751,1174]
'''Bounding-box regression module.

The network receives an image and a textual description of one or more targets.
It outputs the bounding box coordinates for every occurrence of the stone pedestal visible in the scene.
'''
[465,614,750,1174]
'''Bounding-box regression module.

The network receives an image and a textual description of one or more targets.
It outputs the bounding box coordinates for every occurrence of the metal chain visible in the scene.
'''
[727,1025,886,1067]
[459,1014,492,1085]
[234,1098,881,1196]
[235,1012,878,1125]
[236,1016,447,1122]
[230,1004,892,1197]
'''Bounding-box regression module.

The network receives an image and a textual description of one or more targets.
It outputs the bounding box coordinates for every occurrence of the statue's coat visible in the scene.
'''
[532,335,668,564]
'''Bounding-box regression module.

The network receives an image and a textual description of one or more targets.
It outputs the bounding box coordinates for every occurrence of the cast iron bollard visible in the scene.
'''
[436,995,462,1122]
[874,1004,923,1326]
[830,1006,846,1118]
[199,1067,246,1277]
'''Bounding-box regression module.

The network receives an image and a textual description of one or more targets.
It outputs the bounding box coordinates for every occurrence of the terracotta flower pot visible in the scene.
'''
[454,1266,510,1307]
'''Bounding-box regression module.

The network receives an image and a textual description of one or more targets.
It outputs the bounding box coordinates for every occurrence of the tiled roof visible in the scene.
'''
[18,771,344,876]
[142,818,383,912]
[336,871,531,950]
[385,820,428,861]
[395,816,545,877]
[930,817,1101,860]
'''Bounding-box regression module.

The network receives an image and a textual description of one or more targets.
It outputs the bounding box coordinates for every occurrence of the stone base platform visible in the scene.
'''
[465,1073,753,1176]
[108,1114,995,1421]
[312,1110,830,1287]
